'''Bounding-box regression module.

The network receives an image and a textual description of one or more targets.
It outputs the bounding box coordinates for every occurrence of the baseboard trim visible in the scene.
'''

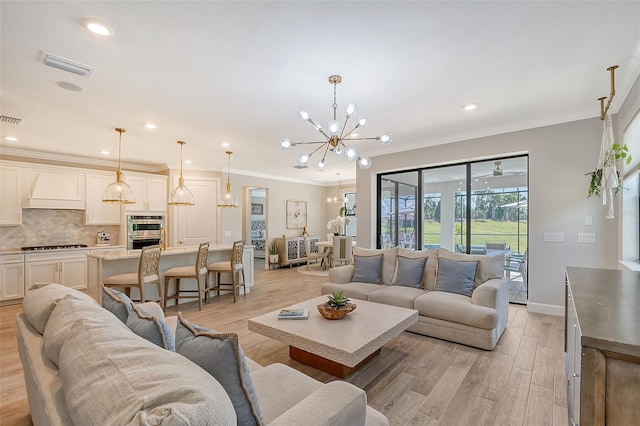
[527,302,564,317]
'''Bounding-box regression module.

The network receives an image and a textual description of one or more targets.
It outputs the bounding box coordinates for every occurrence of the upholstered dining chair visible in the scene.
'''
[207,240,245,303]
[163,242,210,311]
[332,235,353,267]
[304,235,325,270]
[103,245,162,304]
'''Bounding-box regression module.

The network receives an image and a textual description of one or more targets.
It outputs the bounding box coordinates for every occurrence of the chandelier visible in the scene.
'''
[103,128,135,204]
[328,173,348,204]
[218,151,239,208]
[168,141,195,206]
[279,74,391,171]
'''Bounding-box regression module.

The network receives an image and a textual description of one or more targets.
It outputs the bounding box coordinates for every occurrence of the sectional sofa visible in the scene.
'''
[16,283,388,425]
[321,247,509,350]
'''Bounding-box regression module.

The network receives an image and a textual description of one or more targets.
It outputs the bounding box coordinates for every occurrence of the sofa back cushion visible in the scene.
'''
[395,248,439,289]
[176,314,264,426]
[435,258,479,297]
[23,282,98,335]
[44,296,236,425]
[351,254,383,284]
[438,249,504,288]
[353,247,398,285]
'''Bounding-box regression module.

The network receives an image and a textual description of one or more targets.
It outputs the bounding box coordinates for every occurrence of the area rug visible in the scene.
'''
[296,263,328,277]
[508,277,527,305]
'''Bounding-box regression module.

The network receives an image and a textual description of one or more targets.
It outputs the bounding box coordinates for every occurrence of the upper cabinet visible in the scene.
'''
[0,164,22,226]
[85,172,121,225]
[125,173,167,213]
[23,166,85,209]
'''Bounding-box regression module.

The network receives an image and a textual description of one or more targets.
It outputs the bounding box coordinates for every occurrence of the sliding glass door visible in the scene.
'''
[377,155,528,304]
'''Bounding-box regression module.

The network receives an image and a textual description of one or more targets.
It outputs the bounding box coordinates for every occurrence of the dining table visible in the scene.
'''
[315,239,357,270]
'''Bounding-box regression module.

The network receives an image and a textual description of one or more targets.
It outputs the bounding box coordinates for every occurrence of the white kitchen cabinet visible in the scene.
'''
[0,164,23,226]
[85,172,121,225]
[172,177,218,246]
[25,250,88,291]
[0,253,25,302]
[126,174,167,213]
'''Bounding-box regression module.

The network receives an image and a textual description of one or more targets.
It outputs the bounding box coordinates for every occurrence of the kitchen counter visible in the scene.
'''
[86,244,255,305]
[0,245,125,255]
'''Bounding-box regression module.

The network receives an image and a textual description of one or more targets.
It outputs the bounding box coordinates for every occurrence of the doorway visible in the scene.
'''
[247,188,268,261]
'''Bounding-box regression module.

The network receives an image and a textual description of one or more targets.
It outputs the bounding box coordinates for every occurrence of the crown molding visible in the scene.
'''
[0,147,167,173]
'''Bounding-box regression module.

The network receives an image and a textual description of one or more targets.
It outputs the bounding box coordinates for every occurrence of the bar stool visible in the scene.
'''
[163,242,210,311]
[103,245,162,304]
[207,240,245,303]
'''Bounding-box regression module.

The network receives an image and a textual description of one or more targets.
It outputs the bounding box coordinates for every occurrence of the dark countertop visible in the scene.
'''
[566,267,640,357]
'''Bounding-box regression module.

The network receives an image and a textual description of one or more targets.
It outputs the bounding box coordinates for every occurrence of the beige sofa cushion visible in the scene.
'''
[438,249,504,288]
[321,281,383,301]
[23,282,98,334]
[367,285,425,309]
[45,296,237,425]
[353,247,398,285]
[413,291,498,330]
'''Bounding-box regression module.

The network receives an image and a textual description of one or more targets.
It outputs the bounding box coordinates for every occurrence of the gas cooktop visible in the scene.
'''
[21,244,88,252]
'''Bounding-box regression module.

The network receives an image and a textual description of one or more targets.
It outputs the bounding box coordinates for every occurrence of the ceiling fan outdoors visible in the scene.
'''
[475,161,526,179]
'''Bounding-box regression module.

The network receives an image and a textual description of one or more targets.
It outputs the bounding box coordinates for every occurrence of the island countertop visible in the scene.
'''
[87,244,237,261]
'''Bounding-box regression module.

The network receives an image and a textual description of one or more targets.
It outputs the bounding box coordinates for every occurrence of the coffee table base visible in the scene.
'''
[289,346,382,379]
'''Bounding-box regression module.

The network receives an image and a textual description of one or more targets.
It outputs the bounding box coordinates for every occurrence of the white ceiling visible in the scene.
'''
[1,1,639,185]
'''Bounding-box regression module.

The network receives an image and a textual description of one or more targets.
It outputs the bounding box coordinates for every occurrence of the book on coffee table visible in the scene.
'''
[278,308,309,320]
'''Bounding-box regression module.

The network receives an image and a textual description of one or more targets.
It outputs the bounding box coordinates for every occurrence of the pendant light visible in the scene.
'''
[327,173,349,204]
[103,128,135,204]
[168,141,195,206]
[218,151,239,208]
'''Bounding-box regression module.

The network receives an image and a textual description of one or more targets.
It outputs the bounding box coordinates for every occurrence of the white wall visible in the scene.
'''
[356,116,619,315]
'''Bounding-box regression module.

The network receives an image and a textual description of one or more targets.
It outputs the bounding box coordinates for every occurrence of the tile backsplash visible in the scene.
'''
[0,209,120,250]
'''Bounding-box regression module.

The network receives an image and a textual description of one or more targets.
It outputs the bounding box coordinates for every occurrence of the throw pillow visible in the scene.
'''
[175,314,264,426]
[435,257,479,297]
[395,256,428,288]
[438,249,504,288]
[353,247,399,285]
[101,284,133,323]
[395,248,438,289]
[352,254,383,284]
[127,303,175,351]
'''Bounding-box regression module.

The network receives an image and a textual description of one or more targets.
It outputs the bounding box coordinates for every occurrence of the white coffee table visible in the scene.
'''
[248,295,418,378]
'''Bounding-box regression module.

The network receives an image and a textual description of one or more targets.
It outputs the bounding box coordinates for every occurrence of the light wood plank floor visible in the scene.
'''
[0,263,568,426]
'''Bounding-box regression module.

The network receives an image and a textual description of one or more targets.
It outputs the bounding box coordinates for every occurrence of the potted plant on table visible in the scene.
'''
[268,240,279,266]
[317,291,356,320]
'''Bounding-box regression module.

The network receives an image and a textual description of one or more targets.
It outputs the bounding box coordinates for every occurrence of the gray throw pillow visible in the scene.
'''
[435,257,479,297]
[101,285,133,323]
[175,314,264,426]
[395,256,428,288]
[352,254,383,284]
[126,304,175,351]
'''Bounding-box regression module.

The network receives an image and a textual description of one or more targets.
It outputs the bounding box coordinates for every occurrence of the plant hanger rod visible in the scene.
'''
[598,65,618,120]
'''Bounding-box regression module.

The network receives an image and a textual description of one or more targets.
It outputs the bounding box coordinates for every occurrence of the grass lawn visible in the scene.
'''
[423,220,528,253]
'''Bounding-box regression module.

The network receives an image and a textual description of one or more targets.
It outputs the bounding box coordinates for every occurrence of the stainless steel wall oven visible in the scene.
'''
[127,215,165,250]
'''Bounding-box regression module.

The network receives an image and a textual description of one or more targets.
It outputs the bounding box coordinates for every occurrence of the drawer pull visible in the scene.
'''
[572,373,580,378]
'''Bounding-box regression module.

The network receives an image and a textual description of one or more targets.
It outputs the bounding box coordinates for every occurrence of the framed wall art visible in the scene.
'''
[286,200,307,229]
[251,203,263,215]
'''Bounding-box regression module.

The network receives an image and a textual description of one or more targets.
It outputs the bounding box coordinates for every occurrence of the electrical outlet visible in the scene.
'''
[543,232,564,243]
[578,233,596,243]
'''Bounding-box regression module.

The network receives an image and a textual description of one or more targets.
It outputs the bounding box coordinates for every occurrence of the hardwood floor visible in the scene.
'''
[0,263,568,426]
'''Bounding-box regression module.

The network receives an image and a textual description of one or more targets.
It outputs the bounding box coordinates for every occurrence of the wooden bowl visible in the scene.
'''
[317,303,357,320]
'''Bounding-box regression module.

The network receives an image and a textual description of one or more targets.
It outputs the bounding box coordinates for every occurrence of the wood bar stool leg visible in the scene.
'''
[197,276,203,311]
[163,277,170,311]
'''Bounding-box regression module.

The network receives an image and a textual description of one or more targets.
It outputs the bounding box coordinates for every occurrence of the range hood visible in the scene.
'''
[24,169,85,210]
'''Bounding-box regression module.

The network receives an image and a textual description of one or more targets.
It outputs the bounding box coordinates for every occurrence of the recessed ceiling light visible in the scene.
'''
[185,159,192,165]
[463,103,478,111]
[350,133,358,137]
[5,136,18,141]
[144,123,157,129]
[56,81,85,92]
[83,19,114,37]
[222,142,230,147]
[100,150,110,155]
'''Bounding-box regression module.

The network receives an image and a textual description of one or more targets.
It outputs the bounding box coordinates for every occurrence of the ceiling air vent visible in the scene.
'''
[0,115,22,125]
[41,52,94,77]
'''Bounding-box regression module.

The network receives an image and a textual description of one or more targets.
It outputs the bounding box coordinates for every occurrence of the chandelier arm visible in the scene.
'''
[309,143,327,156]
[291,141,329,145]
[341,122,361,139]
[339,115,352,140]
[321,143,331,162]
[307,118,331,141]
[343,136,380,141]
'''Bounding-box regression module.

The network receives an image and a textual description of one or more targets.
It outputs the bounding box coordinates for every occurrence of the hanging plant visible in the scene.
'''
[587,143,632,198]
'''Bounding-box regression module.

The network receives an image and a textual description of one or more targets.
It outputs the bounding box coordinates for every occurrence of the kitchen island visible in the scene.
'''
[87,244,254,305]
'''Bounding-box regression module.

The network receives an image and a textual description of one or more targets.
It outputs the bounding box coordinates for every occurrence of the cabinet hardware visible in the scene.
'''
[572,373,580,378]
